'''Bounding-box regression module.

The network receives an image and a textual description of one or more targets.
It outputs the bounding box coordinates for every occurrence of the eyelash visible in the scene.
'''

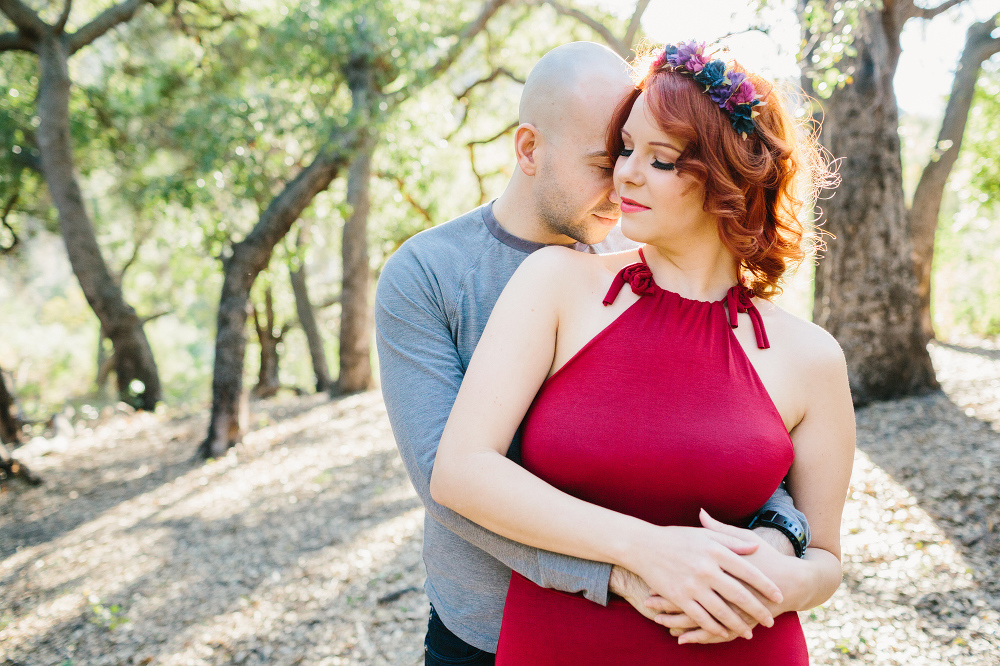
[618,148,676,171]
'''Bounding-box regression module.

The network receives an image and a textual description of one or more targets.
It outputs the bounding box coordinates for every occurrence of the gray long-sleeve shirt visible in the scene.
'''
[374,202,808,652]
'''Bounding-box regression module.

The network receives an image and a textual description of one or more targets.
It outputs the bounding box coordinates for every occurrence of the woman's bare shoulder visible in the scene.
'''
[514,246,642,294]
[759,301,846,370]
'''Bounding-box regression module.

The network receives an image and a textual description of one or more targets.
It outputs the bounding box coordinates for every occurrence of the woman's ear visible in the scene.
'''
[513,123,542,177]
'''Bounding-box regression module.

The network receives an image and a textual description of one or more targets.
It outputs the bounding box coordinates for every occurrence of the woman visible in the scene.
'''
[430,41,855,663]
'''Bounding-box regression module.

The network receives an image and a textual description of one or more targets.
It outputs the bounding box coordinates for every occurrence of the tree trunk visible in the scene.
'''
[0,364,22,445]
[909,14,1000,342]
[199,130,359,459]
[0,364,40,485]
[808,7,938,404]
[289,226,333,393]
[96,326,114,394]
[337,132,376,394]
[35,35,161,409]
[251,288,283,399]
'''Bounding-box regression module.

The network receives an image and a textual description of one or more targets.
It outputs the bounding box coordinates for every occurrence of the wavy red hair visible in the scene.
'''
[607,51,831,299]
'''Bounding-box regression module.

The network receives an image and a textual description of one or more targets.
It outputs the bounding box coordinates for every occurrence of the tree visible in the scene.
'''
[289,224,333,393]
[199,0,514,457]
[0,363,40,485]
[909,13,999,340]
[795,0,997,403]
[250,286,291,399]
[0,0,165,409]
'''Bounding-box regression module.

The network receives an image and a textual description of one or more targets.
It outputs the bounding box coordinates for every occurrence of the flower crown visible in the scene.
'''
[650,41,765,139]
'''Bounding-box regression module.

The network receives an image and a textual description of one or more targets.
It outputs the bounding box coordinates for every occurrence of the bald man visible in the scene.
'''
[375,42,809,664]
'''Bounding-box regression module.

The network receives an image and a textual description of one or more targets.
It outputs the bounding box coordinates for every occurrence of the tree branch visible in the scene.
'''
[377,171,434,225]
[67,0,162,54]
[909,11,999,315]
[469,119,518,145]
[623,0,651,52]
[541,0,626,57]
[455,67,525,100]
[116,223,153,283]
[0,30,34,51]
[710,25,770,48]
[424,0,511,83]
[0,0,46,37]
[915,0,967,21]
[55,0,73,33]
[141,309,170,324]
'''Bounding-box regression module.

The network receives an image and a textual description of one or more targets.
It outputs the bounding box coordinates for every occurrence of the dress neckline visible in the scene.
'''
[605,249,771,349]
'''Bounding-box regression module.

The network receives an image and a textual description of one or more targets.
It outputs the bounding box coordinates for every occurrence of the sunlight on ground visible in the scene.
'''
[4,352,1000,663]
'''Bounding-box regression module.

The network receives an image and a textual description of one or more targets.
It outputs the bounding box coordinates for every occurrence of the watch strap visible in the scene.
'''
[748,509,807,558]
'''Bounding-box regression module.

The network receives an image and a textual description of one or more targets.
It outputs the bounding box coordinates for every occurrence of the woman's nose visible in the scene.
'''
[614,154,640,186]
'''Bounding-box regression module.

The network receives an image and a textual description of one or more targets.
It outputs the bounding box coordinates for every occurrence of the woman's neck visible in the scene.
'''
[641,241,740,303]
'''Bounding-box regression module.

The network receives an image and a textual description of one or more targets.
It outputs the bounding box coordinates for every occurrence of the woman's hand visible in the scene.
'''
[647,510,806,644]
[622,510,783,640]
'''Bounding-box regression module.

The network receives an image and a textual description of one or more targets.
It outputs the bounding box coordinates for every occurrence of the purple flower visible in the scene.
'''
[671,40,704,69]
[664,44,680,67]
[693,59,729,88]
[709,82,734,106]
[724,75,757,111]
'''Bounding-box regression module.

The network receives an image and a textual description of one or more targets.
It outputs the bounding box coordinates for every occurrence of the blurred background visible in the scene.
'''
[2,1,1000,664]
[1,0,997,437]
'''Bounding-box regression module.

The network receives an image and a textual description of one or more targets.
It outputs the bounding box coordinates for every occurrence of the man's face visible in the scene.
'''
[532,87,626,246]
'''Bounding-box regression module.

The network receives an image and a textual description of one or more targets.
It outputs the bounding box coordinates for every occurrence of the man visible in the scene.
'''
[375,42,810,665]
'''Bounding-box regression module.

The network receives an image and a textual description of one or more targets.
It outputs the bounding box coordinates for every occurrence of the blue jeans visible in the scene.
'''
[424,604,496,665]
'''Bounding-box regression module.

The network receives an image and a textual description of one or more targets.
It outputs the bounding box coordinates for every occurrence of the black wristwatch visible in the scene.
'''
[748,510,807,558]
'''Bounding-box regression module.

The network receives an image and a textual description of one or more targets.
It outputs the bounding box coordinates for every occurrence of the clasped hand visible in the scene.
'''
[617,510,788,644]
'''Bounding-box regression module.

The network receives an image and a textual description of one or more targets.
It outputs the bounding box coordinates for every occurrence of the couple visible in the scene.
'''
[376,41,854,664]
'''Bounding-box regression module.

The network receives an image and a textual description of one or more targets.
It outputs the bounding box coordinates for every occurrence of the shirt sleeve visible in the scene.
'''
[374,249,612,605]
[757,483,812,547]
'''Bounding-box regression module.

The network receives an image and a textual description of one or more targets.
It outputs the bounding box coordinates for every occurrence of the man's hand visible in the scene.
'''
[646,511,806,644]
[609,565,678,621]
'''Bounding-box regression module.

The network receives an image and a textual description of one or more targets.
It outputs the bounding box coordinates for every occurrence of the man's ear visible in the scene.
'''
[513,123,542,177]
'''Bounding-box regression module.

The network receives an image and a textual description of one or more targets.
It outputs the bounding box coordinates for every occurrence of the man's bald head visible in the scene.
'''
[493,42,633,246]
[519,42,633,141]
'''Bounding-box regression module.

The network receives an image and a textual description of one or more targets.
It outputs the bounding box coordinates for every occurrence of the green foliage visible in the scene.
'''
[0,0,639,412]
[88,595,129,630]
[962,64,1000,210]
[931,64,1000,339]
[790,0,876,98]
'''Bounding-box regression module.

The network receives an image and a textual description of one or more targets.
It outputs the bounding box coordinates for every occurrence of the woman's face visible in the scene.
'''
[612,93,711,247]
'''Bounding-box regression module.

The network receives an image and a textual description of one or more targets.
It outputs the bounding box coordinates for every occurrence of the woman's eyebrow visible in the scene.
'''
[621,129,681,153]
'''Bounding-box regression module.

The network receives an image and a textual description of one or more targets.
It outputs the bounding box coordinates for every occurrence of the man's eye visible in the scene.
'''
[618,148,633,156]
[653,160,676,171]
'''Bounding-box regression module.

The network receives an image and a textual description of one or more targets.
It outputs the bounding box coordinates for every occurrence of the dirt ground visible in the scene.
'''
[1,341,999,665]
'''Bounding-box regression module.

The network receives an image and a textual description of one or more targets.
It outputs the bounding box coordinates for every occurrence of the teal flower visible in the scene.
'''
[694,59,729,89]
[729,103,758,137]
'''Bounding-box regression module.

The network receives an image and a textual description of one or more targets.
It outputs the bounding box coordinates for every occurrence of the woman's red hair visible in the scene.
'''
[607,51,831,299]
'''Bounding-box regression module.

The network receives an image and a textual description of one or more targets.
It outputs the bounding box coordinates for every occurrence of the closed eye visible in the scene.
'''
[653,160,676,171]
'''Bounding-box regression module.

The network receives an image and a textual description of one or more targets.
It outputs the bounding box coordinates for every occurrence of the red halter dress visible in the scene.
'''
[495,252,807,665]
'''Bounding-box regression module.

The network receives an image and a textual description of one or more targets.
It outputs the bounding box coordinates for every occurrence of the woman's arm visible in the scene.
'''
[430,247,785,639]
[653,326,856,643]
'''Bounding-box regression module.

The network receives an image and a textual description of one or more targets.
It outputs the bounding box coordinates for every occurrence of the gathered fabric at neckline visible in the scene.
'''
[602,248,770,349]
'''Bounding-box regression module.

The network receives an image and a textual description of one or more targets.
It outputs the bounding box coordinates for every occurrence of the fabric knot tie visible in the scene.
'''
[603,263,656,306]
[726,284,770,349]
